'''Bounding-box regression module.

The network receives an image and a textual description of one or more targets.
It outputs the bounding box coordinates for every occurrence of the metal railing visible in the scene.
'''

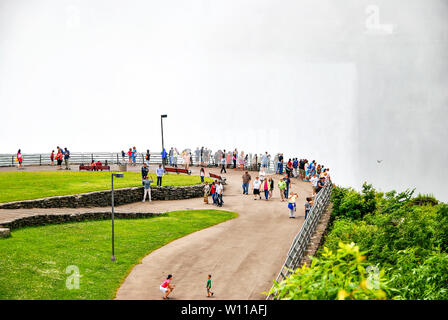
[266,180,333,300]
[0,152,287,173]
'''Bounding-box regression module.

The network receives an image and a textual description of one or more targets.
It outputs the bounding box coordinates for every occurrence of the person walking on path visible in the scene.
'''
[156,164,164,187]
[200,168,205,183]
[269,177,274,199]
[216,181,224,207]
[16,149,23,169]
[203,182,210,204]
[304,197,313,219]
[142,175,154,202]
[278,178,286,201]
[220,155,227,174]
[206,275,214,297]
[63,147,71,170]
[253,176,261,200]
[210,181,217,205]
[263,178,269,200]
[242,171,251,195]
[232,152,237,169]
[160,274,175,300]
[288,192,298,218]
[50,150,54,166]
[283,175,291,199]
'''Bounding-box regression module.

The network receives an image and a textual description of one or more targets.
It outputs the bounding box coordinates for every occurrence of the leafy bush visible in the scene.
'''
[268,242,397,300]
[330,183,378,221]
[320,183,447,300]
[435,204,448,252]
[391,248,448,300]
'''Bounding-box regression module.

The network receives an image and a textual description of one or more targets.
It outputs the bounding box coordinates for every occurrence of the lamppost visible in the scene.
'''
[161,114,167,171]
[111,172,124,262]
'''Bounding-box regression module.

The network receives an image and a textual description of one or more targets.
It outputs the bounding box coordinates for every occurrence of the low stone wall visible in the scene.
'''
[0,227,10,238]
[0,185,204,209]
[0,211,162,230]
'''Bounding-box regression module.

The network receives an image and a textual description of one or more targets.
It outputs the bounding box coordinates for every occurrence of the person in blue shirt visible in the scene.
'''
[132,147,137,165]
[293,158,298,177]
[156,164,164,186]
[64,148,70,170]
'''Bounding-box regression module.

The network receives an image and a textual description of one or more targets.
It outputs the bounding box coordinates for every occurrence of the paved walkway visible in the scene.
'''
[116,167,312,300]
[0,165,312,300]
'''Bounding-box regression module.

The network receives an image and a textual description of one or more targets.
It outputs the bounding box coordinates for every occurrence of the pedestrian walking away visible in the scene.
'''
[304,197,313,219]
[263,178,269,200]
[160,274,175,299]
[283,174,291,199]
[210,181,217,205]
[220,155,227,173]
[206,275,214,297]
[253,176,261,200]
[156,164,164,186]
[269,177,274,199]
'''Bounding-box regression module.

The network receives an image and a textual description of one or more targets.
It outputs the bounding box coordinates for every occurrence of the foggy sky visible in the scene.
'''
[0,0,447,201]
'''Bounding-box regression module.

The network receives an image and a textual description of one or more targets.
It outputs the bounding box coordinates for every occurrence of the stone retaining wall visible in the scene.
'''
[0,211,162,230]
[0,185,204,209]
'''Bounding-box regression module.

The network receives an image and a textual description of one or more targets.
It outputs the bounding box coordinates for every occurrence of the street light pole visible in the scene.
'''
[111,172,124,262]
[161,114,167,172]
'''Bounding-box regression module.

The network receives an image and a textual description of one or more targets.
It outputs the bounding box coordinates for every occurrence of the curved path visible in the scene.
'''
[115,166,312,300]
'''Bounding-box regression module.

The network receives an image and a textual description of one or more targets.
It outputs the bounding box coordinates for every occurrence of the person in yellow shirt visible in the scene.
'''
[288,192,298,218]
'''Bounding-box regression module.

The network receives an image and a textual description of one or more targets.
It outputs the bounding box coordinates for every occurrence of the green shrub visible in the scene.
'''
[268,242,397,300]
[391,248,448,300]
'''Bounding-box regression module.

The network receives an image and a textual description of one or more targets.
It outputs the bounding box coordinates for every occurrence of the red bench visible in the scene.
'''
[209,172,226,185]
[165,167,191,175]
[79,165,111,171]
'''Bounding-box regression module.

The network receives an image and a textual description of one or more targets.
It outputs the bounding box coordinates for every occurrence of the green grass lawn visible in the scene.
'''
[0,171,212,203]
[0,209,237,300]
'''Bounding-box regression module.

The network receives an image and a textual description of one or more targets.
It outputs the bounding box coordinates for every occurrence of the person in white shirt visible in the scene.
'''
[253,176,262,200]
[310,173,319,196]
[220,156,226,174]
[215,181,224,207]
[259,167,266,184]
